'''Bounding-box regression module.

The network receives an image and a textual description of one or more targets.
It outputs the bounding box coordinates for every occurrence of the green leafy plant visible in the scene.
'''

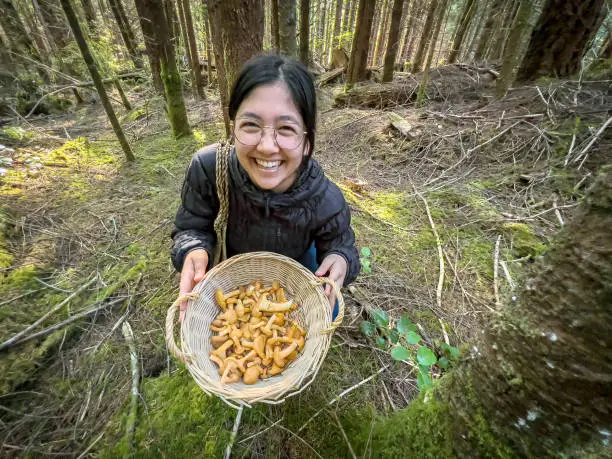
[360,311,460,391]
[360,246,372,274]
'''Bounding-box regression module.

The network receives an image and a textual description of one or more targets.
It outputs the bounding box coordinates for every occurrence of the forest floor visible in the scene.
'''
[0,67,609,457]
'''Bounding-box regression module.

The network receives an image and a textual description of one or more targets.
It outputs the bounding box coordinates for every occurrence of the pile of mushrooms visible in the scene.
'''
[209,280,306,385]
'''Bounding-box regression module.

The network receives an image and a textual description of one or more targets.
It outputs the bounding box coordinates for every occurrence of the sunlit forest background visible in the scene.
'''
[0,0,610,457]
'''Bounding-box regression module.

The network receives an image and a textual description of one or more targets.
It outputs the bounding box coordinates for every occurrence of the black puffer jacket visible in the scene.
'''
[171,144,360,285]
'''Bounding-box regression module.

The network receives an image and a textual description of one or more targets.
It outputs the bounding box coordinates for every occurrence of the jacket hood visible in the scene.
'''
[228,146,327,211]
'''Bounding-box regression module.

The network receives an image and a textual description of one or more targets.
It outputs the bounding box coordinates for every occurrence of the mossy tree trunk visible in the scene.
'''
[299,0,311,65]
[345,0,376,90]
[474,0,504,60]
[367,169,612,457]
[331,0,343,59]
[134,0,164,94]
[135,0,191,138]
[271,0,280,53]
[279,0,297,58]
[341,0,350,36]
[382,0,405,82]
[317,0,327,64]
[517,0,606,81]
[447,0,476,63]
[412,0,438,73]
[347,0,358,36]
[59,0,135,161]
[207,0,264,136]
[495,0,532,98]
[108,0,144,70]
[178,0,204,98]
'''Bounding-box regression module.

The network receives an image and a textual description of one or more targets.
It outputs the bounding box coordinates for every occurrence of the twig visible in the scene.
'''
[34,277,73,293]
[564,132,577,166]
[237,417,283,444]
[466,121,521,155]
[77,432,104,459]
[413,186,449,345]
[225,405,244,459]
[500,261,515,290]
[575,117,612,170]
[493,235,501,308]
[330,410,357,459]
[2,297,126,349]
[298,366,388,433]
[122,321,139,451]
[553,197,564,226]
[0,275,98,351]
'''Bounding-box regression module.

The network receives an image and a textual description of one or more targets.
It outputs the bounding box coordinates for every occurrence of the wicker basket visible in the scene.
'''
[165,251,345,408]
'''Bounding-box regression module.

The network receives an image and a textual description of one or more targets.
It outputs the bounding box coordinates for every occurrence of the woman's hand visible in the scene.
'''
[179,249,209,322]
[315,254,348,307]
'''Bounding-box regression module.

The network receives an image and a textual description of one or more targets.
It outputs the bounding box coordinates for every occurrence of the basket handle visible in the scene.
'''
[318,277,345,334]
[165,292,200,363]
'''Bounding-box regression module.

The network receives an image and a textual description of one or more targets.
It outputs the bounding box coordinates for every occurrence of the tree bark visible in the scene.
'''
[374,0,392,67]
[202,4,214,87]
[59,0,134,161]
[347,0,357,36]
[317,0,327,64]
[341,0,350,36]
[345,0,376,89]
[417,0,448,104]
[271,0,280,53]
[135,0,192,138]
[108,0,144,69]
[134,0,164,93]
[488,0,517,61]
[448,0,476,63]
[463,0,486,61]
[517,0,606,81]
[412,0,438,73]
[474,0,504,61]
[368,0,382,67]
[179,0,204,98]
[279,0,297,58]
[367,169,612,457]
[0,0,41,59]
[496,0,531,97]
[332,0,343,51]
[207,0,264,136]
[397,0,413,65]
[38,0,70,49]
[299,0,310,65]
[382,0,404,81]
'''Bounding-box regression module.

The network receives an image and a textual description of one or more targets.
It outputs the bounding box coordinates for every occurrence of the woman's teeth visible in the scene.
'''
[255,159,280,169]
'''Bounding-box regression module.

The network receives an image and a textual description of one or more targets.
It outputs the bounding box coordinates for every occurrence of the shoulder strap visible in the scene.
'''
[213,141,231,265]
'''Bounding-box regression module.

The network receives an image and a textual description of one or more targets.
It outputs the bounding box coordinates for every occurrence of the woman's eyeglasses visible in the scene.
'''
[233,120,307,150]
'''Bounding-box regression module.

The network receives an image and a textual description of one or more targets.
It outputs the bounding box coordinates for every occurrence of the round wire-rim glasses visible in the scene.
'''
[233,121,307,150]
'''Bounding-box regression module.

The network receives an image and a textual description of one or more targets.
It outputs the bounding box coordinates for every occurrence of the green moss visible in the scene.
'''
[193,123,225,145]
[101,368,233,458]
[0,126,35,143]
[502,223,546,258]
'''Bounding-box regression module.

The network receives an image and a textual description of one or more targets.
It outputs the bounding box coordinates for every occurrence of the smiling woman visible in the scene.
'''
[170,55,361,321]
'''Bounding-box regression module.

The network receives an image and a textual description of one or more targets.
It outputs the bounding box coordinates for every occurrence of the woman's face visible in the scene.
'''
[233,82,308,193]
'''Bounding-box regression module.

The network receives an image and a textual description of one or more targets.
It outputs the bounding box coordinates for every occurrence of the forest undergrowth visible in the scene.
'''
[0,69,609,457]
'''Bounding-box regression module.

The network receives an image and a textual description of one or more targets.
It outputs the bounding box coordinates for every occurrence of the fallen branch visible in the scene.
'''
[0,275,98,351]
[414,186,449,345]
[122,321,139,451]
[2,297,126,349]
[494,235,502,308]
[575,116,612,170]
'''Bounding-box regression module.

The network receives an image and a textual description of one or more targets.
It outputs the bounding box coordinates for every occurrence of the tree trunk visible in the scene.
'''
[202,4,214,87]
[448,0,476,63]
[375,0,392,67]
[279,0,297,58]
[0,0,41,59]
[368,0,382,67]
[403,0,425,63]
[367,169,612,457]
[179,0,204,98]
[463,0,486,61]
[317,0,327,64]
[382,0,404,81]
[412,0,438,73]
[417,0,448,104]
[348,0,357,35]
[345,0,376,89]
[164,0,180,46]
[397,0,413,65]
[299,0,310,65]
[517,0,606,81]
[38,0,70,49]
[341,0,350,35]
[135,0,192,138]
[496,0,531,97]
[270,0,280,53]
[207,0,264,136]
[474,0,504,60]
[108,0,144,69]
[487,0,517,61]
[80,0,97,29]
[59,0,134,161]
[331,0,343,53]
[134,0,164,93]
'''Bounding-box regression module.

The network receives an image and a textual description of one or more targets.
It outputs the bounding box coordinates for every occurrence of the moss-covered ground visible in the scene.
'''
[0,75,605,457]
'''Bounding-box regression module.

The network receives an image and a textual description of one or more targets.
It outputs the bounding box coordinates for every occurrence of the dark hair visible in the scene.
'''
[228,54,316,157]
